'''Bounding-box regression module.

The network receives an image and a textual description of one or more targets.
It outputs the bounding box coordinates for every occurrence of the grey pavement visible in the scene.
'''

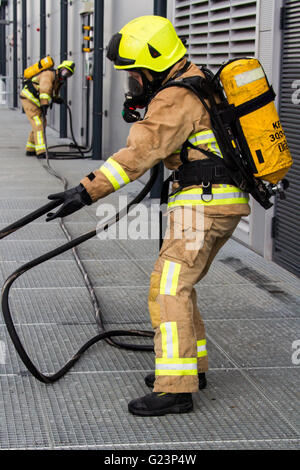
[0,107,299,450]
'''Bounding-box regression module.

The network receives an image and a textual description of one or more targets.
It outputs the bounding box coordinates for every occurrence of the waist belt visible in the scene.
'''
[159,159,234,248]
[175,159,234,188]
[158,129,236,248]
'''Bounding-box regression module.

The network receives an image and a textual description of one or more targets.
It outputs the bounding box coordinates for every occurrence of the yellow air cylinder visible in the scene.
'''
[24,56,54,80]
[220,58,293,184]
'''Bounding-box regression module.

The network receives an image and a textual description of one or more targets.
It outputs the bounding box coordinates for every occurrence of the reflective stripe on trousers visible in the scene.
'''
[26,141,35,150]
[155,321,198,377]
[160,260,181,296]
[33,115,42,127]
[35,130,45,152]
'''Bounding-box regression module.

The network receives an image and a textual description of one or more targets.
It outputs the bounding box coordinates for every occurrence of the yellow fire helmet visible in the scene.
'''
[57,60,76,75]
[107,15,186,72]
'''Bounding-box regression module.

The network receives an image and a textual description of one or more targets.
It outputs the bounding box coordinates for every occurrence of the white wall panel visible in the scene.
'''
[174,0,258,247]
[102,0,153,158]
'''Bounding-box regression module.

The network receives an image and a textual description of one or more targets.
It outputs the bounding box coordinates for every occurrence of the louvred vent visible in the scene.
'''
[174,0,257,73]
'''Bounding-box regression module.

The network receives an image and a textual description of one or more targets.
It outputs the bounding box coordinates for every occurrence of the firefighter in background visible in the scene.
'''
[45,16,250,416]
[20,60,75,158]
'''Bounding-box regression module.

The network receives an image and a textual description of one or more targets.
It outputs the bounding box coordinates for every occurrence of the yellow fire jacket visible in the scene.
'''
[20,70,61,107]
[80,59,251,217]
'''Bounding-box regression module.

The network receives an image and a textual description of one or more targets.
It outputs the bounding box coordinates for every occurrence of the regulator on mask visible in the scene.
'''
[122,93,143,123]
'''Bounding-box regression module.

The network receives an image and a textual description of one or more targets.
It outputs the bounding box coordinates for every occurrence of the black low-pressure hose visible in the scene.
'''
[43,120,156,354]
[47,100,92,159]
[1,122,160,383]
[1,171,158,382]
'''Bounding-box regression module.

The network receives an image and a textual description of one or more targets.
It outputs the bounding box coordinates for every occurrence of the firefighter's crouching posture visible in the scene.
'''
[20,60,75,158]
[46,16,250,416]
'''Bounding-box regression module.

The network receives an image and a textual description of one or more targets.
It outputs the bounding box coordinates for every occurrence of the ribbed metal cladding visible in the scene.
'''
[274,0,300,277]
[174,0,257,72]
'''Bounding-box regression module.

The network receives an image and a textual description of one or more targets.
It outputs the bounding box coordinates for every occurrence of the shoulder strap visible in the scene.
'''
[153,74,218,118]
[154,75,224,164]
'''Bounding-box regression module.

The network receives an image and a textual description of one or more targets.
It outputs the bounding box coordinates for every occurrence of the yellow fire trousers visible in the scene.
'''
[148,207,241,393]
[21,98,46,156]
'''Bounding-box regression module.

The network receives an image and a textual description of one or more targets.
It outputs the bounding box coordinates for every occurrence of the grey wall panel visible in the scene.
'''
[4,0,152,149]
[46,1,60,131]
[27,0,41,65]
[102,0,153,159]
[67,0,86,143]
[257,0,284,261]
[174,0,259,248]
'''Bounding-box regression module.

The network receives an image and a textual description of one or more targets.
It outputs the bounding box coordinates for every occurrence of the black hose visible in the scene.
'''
[47,101,92,159]
[0,200,61,240]
[1,119,160,383]
[42,122,157,352]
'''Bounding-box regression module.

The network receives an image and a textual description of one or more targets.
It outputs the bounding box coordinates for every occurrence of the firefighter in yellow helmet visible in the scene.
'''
[46,16,250,416]
[21,60,75,158]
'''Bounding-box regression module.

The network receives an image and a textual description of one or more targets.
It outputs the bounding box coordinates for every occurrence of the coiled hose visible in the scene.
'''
[1,115,159,384]
[46,100,91,159]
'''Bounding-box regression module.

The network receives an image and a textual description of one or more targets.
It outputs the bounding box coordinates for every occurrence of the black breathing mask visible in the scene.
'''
[122,73,147,123]
[127,75,144,97]
[58,68,71,83]
[121,69,169,123]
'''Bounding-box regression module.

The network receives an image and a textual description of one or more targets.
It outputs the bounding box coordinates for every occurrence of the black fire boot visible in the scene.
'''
[36,153,46,159]
[128,392,193,416]
[145,372,207,390]
[26,150,36,157]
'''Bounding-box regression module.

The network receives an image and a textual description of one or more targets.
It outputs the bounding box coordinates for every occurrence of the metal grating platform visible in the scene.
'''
[0,108,299,450]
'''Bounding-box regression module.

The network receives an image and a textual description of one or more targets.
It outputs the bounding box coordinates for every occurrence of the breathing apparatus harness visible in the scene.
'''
[159,67,290,210]
[23,72,91,160]
[125,60,289,211]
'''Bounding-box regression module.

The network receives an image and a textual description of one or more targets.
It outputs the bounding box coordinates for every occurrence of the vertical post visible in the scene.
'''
[154,0,167,16]
[21,0,27,113]
[13,0,18,108]
[22,0,27,75]
[150,0,168,198]
[40,0,46,58]
[92,0,104,160]
[60,0,68,138]
[0,2,7,76]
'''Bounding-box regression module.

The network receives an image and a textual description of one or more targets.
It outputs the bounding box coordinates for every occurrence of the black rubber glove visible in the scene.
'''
[41,104,49,116]
[46,184,92,222]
